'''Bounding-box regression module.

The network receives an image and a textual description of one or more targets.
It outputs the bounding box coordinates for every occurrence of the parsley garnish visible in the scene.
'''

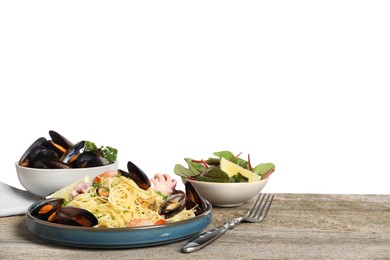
[156,191,168,200]
[84,141,118,164]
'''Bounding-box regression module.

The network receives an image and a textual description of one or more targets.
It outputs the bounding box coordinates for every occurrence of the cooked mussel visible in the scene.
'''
[19,130,114,169]
[60,140,85,164]
[158,182,208,219]
[49,130,73,151]
[71,151,109,168]
[31,198,65,221]
[20,142,62,169]
[19,137,48,167]
[159,192,186,219]
[185,181,208,216]
[119,161,151,190]
[33,158,71,169]
[54,206,98,227]
[31,198,98,227]
[43,140,65,158]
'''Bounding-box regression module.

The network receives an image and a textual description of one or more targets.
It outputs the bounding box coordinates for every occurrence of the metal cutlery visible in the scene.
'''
[181,193,274,253]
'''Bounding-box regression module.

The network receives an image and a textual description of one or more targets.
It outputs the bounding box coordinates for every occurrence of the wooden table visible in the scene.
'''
[0,194,389,259]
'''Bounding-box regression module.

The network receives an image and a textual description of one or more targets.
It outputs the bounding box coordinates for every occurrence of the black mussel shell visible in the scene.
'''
[71,152,109,168]
[60,140,85,164]
[55,206,98,227]
[43,140,67,158]
[19,137,47,167]
[20,131,114,170]
[185,181,208,216]
[118,161,151,190]
[49,130,73,151]
[33,158,71,169]
[82,156,109,167]
[159,193,186,219]
[31,198,65,221]
[30,146,59,163]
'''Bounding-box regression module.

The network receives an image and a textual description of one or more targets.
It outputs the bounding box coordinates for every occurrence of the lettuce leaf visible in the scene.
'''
[173,150,275,183]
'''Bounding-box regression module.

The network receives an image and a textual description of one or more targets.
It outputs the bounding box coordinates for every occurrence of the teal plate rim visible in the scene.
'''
[25,200,212,249]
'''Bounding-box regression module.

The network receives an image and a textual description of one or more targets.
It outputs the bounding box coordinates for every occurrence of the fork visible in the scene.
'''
[181,193,275,253]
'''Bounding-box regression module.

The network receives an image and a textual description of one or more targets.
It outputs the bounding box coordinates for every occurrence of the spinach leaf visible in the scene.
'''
[213,150,248,168]
[197,166,230,182]
[204,157,220,166]
[252,163,275,178]
[184,158,207,174]
[174,164,197,178]
[213,151,235,160]
[229,172,249,182]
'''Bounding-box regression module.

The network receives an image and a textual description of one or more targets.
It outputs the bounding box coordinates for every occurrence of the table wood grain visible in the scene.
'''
[0,193,389,259]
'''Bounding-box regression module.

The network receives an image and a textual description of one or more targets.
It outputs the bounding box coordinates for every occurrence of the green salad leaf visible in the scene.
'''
[229,172,249,183]
[253,163,276,178]
[197,166,230,183]
[173,150,275,183]
[213,150,248,168]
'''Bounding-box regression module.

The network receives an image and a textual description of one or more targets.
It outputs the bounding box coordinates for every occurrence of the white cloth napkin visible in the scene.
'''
[0,181,43,217]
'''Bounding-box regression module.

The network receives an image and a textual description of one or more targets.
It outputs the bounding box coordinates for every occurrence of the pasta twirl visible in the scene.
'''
[67,175,195,228]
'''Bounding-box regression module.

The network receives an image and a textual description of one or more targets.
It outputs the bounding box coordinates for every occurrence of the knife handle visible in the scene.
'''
[181,222,231,253]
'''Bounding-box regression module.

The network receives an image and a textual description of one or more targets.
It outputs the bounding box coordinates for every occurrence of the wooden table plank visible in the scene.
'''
[0,194,389,259]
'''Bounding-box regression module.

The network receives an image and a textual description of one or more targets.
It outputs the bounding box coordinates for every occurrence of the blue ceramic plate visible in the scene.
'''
[26,200,212,249]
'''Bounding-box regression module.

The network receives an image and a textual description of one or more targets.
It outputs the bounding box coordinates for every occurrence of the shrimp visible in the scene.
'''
[92,170,118,184]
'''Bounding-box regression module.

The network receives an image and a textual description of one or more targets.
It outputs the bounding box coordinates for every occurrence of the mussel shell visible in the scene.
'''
[118,161,151,190]
[49,130,73,151]
[55,206,98,227]
[159,193,186,219]
[19,137,47,167]
[31,198,65,220]
[33,158,71,169]
[23,145,52,167]
[32,146,59,161]
[83,156,109,167]
[43,140,67,158]
[60,140,85,164]
[71,152,109,168]
[70,151,96,167]
[185,181,208,216]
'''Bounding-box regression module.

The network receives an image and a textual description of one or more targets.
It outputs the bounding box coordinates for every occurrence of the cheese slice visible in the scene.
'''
[220,157,261,182]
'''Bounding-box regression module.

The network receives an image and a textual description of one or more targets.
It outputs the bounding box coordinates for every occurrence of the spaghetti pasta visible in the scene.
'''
[67,175,196,228]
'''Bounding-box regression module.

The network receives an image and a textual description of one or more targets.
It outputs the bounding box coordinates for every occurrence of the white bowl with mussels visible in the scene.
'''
[175,151,275,207]
[16,130,118,197]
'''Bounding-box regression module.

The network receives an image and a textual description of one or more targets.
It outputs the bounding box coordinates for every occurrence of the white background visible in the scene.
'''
[1,1,389,194]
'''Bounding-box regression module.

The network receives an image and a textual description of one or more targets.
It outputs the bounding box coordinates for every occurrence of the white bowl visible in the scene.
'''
[16,161,118,197]
[182,178,269,207]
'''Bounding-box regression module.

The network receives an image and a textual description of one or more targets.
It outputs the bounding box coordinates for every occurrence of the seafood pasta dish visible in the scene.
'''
[67,173,194,227]
[33,161,207,228]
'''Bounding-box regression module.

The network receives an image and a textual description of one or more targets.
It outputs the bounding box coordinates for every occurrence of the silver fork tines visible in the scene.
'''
[245,193,274,222]
[181,193,275,253]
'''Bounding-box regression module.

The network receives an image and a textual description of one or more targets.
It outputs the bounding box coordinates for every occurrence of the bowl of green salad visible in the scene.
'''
[174,151,275,207]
